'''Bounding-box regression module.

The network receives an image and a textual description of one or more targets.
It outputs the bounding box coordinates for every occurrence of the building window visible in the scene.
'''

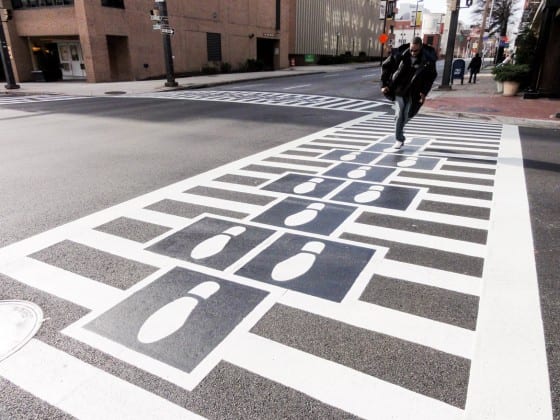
[207,33,222,62]
[101,0,124,8]
[12,0,74,8]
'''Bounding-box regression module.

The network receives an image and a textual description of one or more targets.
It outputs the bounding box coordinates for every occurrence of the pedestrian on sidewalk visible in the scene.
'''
[468,53,482,84]
[380,37,438,150]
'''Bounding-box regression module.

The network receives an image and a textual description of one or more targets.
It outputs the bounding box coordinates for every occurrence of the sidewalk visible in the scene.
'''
[425,69,560,129]
[2,63,559,129]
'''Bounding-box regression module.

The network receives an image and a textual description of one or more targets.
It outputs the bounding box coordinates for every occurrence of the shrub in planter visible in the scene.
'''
[491,64,530,84]
[492,64,531,96]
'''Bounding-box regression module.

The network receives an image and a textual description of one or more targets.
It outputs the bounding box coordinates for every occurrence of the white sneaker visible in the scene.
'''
[392,140,404,149]
[384,140,404,152]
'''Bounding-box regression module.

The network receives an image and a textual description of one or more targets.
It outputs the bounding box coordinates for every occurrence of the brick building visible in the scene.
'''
[0,0,290,83]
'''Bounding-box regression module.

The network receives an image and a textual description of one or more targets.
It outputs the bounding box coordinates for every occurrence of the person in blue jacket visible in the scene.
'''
[380,37,438,150]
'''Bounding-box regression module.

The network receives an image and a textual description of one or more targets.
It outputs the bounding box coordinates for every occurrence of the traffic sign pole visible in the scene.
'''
[0,9,19,89]
[154,0,177,87]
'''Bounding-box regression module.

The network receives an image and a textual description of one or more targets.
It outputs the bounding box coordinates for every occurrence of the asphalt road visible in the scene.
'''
[0,69,557,420]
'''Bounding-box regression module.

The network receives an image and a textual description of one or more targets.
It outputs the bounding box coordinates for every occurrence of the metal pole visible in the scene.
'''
[155,0,177,87]
[478,0,491,56]
[336,32,340,56]
[413,0,419,38]
[0,15,19,89]
[379,0,389,65]
[439,0,460,90]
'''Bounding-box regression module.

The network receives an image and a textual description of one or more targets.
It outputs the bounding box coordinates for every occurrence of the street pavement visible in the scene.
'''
[0,63,559,419]
[2,62,560,128]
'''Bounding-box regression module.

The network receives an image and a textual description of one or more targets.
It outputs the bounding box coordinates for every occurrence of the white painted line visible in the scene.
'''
[0,257,123,310]
[375,259,482,297]
[283,84,311,90]
[423,193,492,208]
[0,339,205,420]
[434,169,495,181]
[465,125,553,419]
[70,229,171,269]
[396,175,494,192]
[280,292,474,359]
[125,208,192,229]
[345,222,487,258]
[171,192,263,214]
[225,333,464,420]
[237,159,330,173]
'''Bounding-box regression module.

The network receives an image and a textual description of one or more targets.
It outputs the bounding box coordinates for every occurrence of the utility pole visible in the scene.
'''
[0,7,19,89]
[439,0,461,89]
[379,0,393,65]
[478,0,491,56]
[154,0,177,87]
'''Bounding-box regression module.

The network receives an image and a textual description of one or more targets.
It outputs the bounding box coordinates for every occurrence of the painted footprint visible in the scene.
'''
[293,177,324,194]
[137,281,220,344]
[190,226,246,260]
[347,166,371,179]
[271,241,325,282]
[397,156,419,167]
[354,185,385,203]
[284,203,325,227]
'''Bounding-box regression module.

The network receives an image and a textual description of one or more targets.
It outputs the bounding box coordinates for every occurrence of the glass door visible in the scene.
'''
[58,42,86,79]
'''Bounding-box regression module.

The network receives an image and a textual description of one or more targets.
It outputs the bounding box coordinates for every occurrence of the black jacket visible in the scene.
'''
[381,43,438,118]
[468,56,482,73]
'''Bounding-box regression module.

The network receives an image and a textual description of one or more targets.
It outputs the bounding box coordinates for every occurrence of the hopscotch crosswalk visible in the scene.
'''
[0,111,552,419]
[0,94,87,105]
[125,90,389,113]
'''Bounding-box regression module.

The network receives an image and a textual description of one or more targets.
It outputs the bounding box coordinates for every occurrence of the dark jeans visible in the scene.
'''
[469,71,479,83]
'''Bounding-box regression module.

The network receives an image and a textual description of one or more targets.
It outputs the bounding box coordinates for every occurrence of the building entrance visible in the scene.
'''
[57,42,86,79]
[256,38,278,71]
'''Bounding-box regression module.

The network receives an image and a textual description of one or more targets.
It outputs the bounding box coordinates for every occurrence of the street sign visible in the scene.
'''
[161,28,175,35]
[152,24,161,30]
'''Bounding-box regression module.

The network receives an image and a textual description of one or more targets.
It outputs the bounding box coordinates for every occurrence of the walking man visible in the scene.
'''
[468,53,482,83]
[380,37,438,150]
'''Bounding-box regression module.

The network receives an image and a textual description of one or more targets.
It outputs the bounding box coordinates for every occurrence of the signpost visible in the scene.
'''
[153,0,177,87]
[0,7,19,89]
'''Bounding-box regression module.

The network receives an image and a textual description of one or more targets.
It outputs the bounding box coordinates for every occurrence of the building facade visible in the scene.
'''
[0,0,290,83]
[521,0,560,97]
[289,0,385,60]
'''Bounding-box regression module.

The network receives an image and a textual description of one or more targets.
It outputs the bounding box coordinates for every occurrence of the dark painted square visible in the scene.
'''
[262,173,346,199]
[236,233,375,302]
[252,197,356,235]
[366,137,431,149]
[84,268,268,373]
[375,154,441,171]
[332,182,421,211]
[319,149,381,165]
[365,142,422,154]
[323,163,395,183]
[147,217,275,270]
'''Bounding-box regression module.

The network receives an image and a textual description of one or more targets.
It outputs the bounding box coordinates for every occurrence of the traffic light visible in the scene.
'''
[0,8,13,22]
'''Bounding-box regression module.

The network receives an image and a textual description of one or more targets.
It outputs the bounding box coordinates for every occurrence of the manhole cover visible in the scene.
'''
[0,300,43,362]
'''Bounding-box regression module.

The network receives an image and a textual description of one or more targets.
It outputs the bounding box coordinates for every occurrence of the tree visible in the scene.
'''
[471,0,521,62]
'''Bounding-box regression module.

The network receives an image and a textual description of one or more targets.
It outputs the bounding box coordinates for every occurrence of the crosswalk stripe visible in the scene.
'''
[0,95,86,105]
[226,333,464,420]
[0,339,205,420]
[124,90,387,113]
